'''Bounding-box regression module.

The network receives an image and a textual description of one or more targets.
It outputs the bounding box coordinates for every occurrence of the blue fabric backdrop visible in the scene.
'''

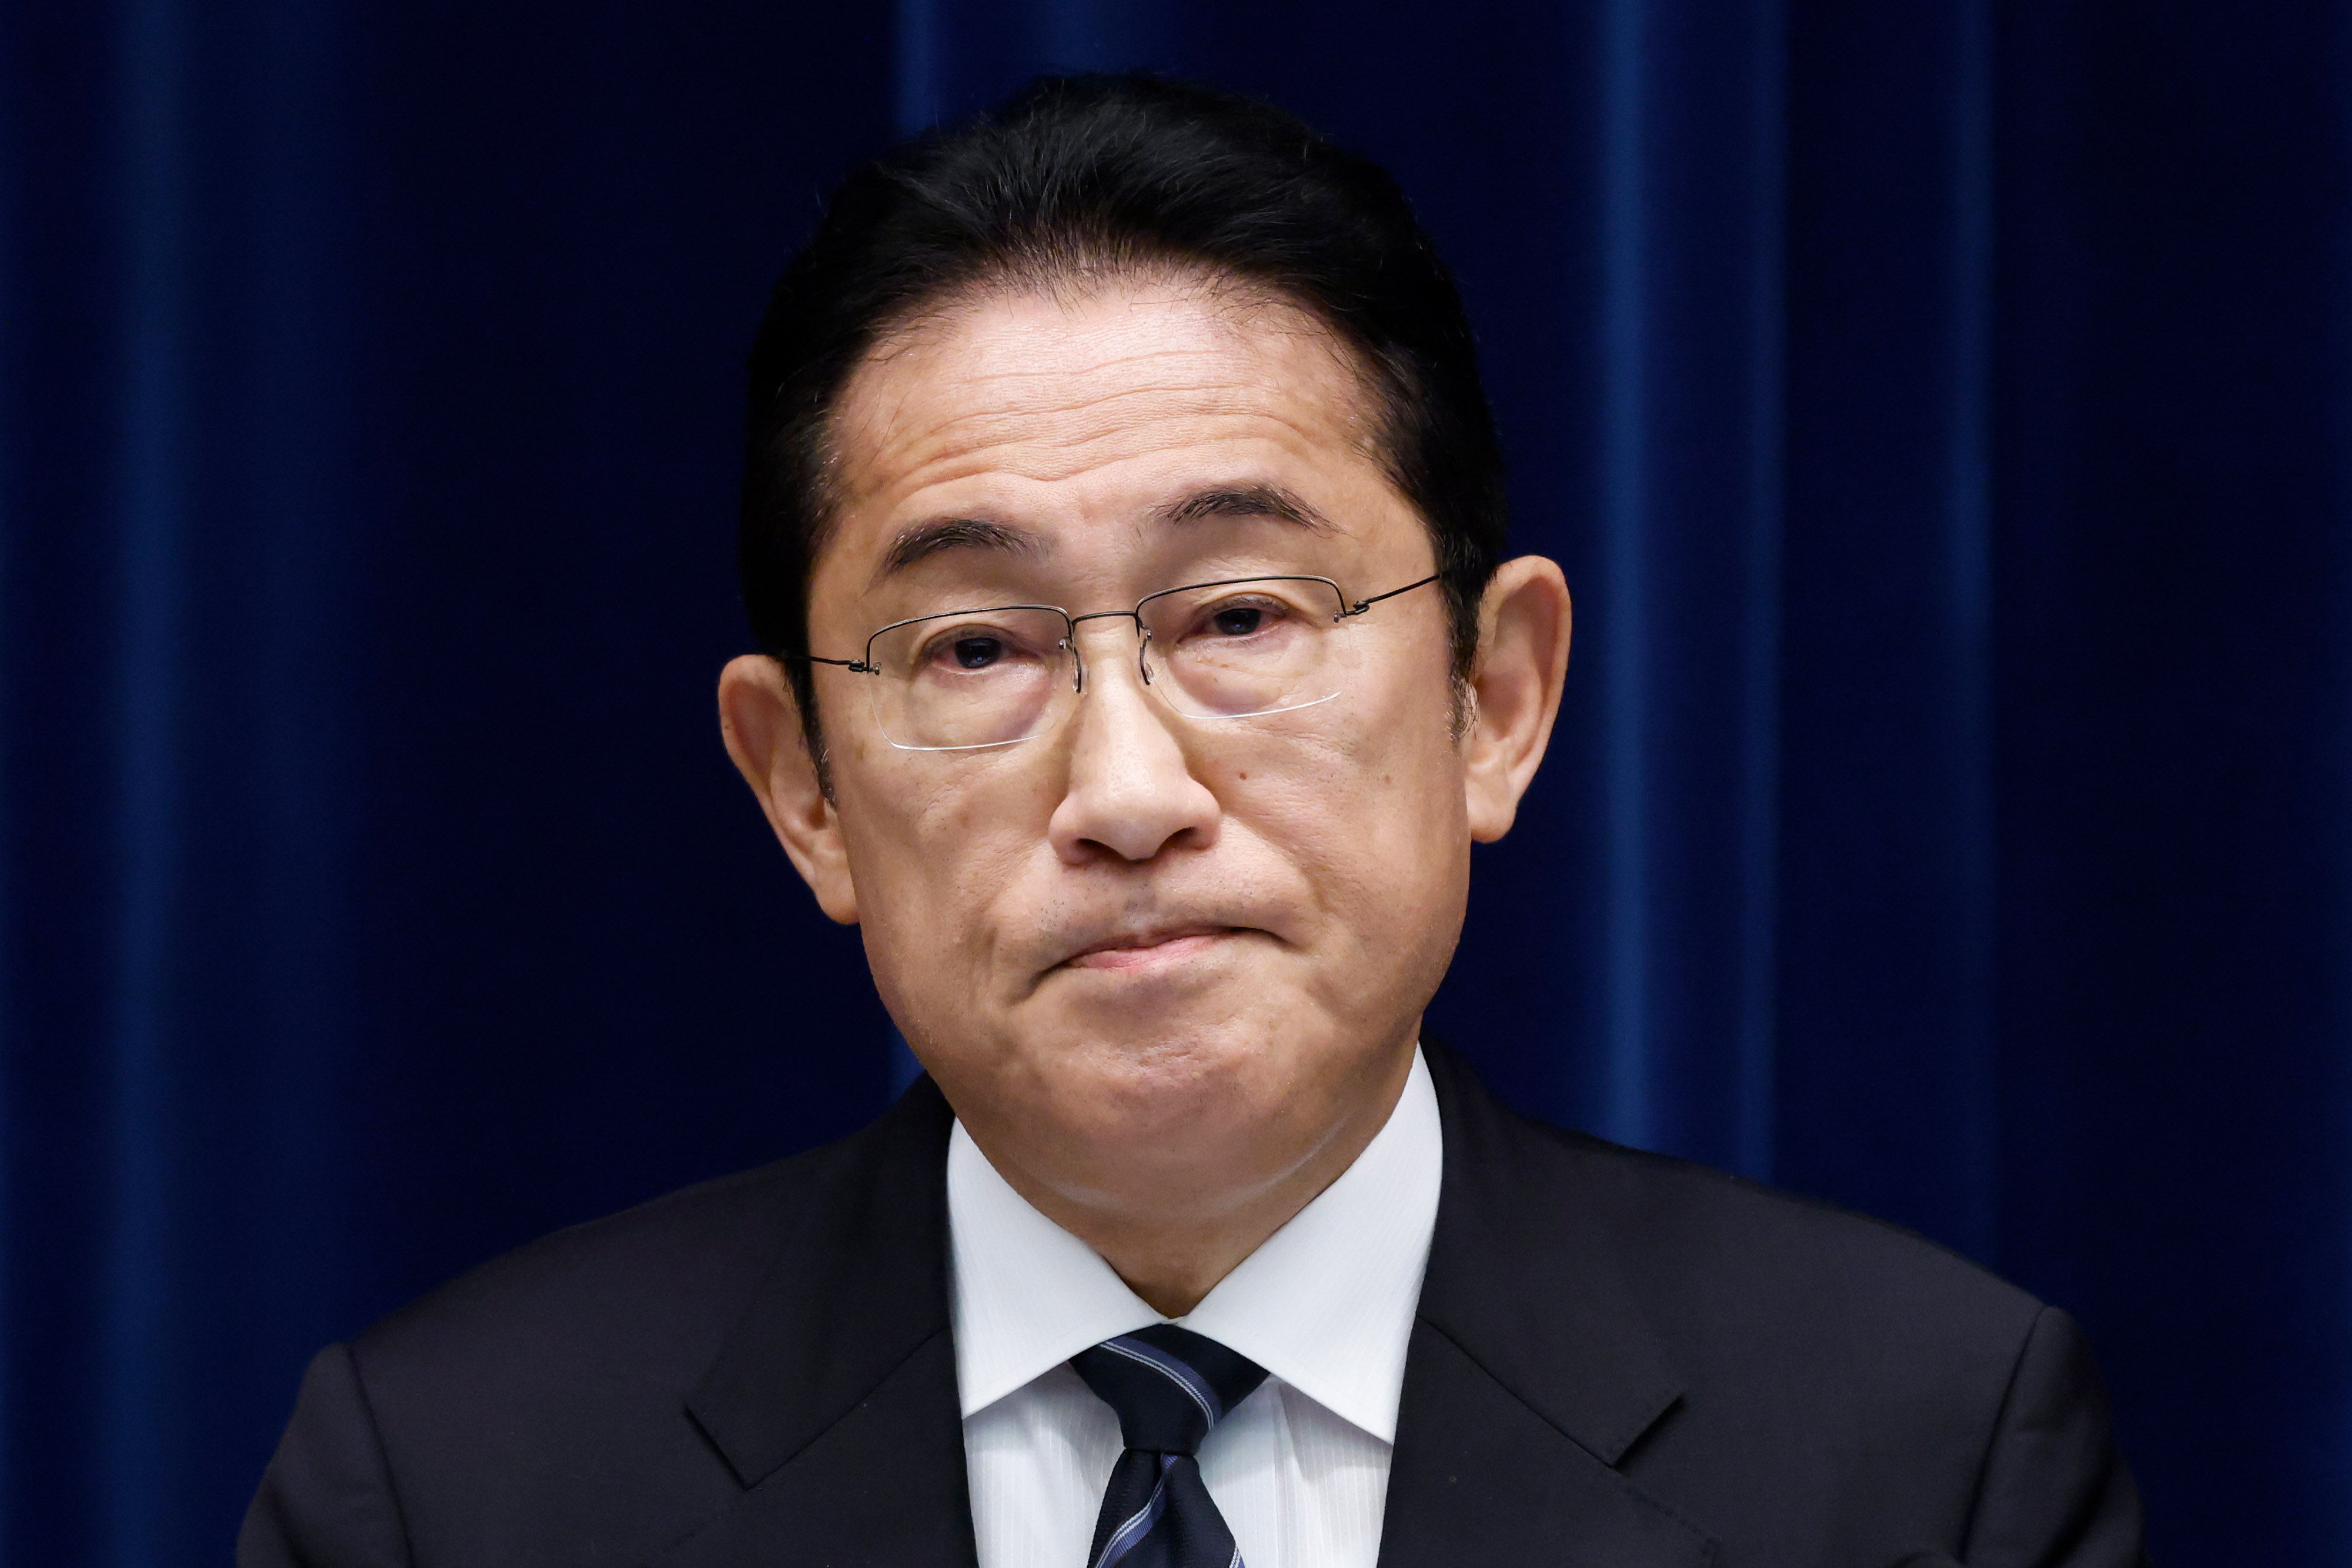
[4,0,2346,1560]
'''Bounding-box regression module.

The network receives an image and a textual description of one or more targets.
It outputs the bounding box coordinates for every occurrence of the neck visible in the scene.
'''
[973,1041,1418,1318]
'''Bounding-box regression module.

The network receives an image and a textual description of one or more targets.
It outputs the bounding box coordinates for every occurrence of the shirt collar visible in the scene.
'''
[947,1045,1442,1443]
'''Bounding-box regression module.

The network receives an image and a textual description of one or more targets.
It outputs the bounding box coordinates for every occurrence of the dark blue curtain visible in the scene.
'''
[4,1,2346,1560]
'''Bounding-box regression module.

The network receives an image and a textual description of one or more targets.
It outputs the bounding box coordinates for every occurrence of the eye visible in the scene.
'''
[1193,594,1298,640]
[914,625,1033,673]
[951,635,1005,669]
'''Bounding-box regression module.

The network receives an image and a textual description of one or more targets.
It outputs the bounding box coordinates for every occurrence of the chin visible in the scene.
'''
[1027,1001,1319,1128]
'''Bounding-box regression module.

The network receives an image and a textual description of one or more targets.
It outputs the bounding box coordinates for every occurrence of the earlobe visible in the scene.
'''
[1461,557,1572,843]
[716,656,860,924]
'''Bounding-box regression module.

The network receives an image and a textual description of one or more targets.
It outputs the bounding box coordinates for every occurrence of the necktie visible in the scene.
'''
[1069,1324,1269,1568]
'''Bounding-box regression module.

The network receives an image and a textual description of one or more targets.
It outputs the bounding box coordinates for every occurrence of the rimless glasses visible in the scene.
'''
[794,573,1441,752]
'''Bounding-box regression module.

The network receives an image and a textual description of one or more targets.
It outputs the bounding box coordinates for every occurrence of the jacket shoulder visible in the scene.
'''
[1415,1047,2142,1563]
[1424,1042,2049,1476]
[1426,1042,2039,1358]
[318,1084,955,1567]
[1570,1129,2040,1388]
[1509,1131,2145,1562]
[1536,1119,2037,1325]
[359,1129,850,1386]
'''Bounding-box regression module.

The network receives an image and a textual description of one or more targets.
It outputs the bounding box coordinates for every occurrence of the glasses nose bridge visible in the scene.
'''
[1061,606,1151,694]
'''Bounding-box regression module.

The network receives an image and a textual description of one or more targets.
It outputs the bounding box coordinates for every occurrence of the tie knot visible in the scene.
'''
[1070,1325,1268,1456]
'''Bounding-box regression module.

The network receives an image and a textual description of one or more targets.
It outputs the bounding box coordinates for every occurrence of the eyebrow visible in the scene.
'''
[1157,483,1336,533]
[868,483,1334,584]
[872,517,1042,583]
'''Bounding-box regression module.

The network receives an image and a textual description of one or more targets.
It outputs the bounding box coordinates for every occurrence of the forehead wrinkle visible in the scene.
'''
[937,338,1248,393]
[841,376,1294,511]
[848,314,1371,470]
[849,335,1264,448]
[869,384,1372,507]
[825,285,1405,575]
[910,363,1302,448]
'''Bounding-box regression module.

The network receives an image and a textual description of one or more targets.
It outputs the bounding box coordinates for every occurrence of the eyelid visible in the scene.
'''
[923,622,1047,647]
[909,624,1008,663]
[1190,589,1305,620]
[1191,580,1312,606]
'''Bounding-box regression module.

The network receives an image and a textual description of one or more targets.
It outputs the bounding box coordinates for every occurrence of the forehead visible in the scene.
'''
[816,279,1404,589]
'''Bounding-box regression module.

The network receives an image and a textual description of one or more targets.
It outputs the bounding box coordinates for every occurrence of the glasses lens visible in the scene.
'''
[864,607,1073,750]
[1138,578,1351,720]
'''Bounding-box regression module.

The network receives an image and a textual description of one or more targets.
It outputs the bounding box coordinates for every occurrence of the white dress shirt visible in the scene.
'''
[948,1047,1442,1568]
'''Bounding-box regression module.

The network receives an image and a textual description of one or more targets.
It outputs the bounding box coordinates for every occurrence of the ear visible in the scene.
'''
[717,655,859,924]
[1462,556,1572,842]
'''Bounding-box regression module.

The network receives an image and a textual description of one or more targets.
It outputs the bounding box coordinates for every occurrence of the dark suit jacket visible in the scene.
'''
[241,1045,2147,1567]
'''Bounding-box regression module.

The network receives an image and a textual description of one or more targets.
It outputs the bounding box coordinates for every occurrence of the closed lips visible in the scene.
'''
[1058,926,1240,968]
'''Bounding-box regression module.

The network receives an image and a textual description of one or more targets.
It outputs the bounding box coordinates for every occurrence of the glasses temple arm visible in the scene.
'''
[777,651,877,674]
[1342,573,1444,618]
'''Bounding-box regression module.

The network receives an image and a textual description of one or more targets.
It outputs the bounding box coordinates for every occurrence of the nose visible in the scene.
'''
[1046,620,1222,865]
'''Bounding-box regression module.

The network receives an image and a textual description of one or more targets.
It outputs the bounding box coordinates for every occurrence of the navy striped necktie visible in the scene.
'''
[1070,1324,1269,1568]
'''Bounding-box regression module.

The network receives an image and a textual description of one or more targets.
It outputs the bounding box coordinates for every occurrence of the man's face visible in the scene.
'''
[739,278,1528,1227]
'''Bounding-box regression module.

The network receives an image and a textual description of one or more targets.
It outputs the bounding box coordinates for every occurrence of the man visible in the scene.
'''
[243,75,2147,1567]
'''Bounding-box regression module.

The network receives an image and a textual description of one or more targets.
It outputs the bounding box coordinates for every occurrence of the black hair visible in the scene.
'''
[739,72,1508,765]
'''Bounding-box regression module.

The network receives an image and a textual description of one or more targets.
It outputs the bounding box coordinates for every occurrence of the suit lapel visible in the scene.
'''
[639,1049,1714,1566]
[652,1079,979,1568]
[1378,1046,1716,1567]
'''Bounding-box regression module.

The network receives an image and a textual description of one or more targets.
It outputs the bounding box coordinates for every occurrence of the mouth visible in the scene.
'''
[1057,925,1245,973]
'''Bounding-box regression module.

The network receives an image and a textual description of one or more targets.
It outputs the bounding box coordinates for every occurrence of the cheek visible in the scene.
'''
[1235,703,1469,956]
[836,755,1053,968]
